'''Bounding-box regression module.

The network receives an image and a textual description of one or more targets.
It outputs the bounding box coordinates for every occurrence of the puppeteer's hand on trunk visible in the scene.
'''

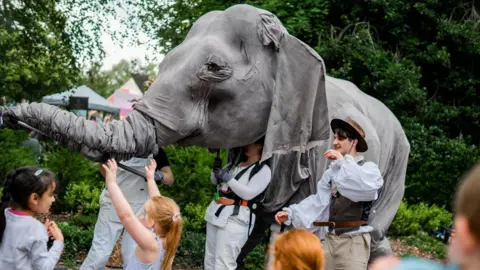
[214,168,233,183]
[0,106,20,129]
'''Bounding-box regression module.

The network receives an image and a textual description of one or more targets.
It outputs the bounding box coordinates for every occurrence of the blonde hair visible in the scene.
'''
[272,229,325,270]
[455,162,480,242]
[146,196,183,270]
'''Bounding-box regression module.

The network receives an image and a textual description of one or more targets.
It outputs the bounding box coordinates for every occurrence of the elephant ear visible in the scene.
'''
[257,12,330,161]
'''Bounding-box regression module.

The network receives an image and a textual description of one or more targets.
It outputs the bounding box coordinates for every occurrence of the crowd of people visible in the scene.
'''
[0,117,478,270]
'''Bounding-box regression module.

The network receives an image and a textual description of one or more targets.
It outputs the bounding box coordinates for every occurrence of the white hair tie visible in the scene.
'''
[34,170,43,176]
[172,213,181,222]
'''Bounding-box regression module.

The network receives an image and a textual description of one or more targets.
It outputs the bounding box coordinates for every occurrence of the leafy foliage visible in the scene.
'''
[57,221,94,262]
[390,201,452,237]
[0,0,79,101]
[64,180,103,214]
[79,59,158,98]
[0,129,37,181]
[176,230,206,267]
[41,145,103,212]
[160,145,219,209]
[183,202,208,232]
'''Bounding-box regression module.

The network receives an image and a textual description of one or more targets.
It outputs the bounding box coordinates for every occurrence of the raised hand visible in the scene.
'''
[47,221,64,242]
[145,159,157,181]
[102,159,118,184]
[275,211,289,224]
[214,168,233,183]
[324,149,344,160]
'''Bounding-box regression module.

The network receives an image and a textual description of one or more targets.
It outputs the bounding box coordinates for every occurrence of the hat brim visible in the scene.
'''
[330,119,368,152]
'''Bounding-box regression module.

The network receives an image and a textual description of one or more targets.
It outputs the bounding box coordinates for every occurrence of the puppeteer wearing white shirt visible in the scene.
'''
[276,119,384,270]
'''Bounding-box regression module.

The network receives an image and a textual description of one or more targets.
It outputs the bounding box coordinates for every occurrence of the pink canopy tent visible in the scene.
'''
[107,88,143,119]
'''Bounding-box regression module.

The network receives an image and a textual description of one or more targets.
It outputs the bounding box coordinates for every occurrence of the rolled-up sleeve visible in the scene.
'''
[285,172,332,229]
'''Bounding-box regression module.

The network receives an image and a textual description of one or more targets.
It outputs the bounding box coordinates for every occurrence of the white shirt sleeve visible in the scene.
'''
[330,155,384,202]
[28,231,64,270]
[226,166,272,200]
[285,171,332,229]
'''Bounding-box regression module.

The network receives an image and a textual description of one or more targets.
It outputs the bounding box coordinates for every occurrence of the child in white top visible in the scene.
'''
[102,159,182,270]
[0,167,64,270]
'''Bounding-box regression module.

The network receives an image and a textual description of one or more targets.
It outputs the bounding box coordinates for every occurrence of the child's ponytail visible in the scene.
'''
[162,213,182,270]
[147,195,183,270]
[0,170,16,242]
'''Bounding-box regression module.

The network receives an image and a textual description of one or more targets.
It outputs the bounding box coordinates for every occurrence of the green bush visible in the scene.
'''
[0,129,37,181]
[57,221,94,262]
[176,230,206,267]
[64,180,103,214]
[404,120,480,208]
[41,145,103,212]
[183,202,207,232]
[161,146,223,208]
[244,245,267,270]
[71,214,98,229]
[390,201,452,237]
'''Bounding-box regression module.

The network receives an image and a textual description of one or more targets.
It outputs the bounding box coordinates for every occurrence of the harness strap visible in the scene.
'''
[214,197,258,234]
[215,205,227,217]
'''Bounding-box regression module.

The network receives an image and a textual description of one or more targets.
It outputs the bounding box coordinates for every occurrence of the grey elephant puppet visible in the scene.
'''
[0,4,409,260]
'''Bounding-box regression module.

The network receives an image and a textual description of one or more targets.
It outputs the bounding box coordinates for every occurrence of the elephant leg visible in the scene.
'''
[369,236,393,263]
[369,142,410,259]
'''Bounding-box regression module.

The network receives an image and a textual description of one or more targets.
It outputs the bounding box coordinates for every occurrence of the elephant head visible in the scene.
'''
[1,4,330,163]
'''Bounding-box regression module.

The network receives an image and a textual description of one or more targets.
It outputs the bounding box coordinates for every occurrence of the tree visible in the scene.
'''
[0,0,80,101]
[79,59,158,98]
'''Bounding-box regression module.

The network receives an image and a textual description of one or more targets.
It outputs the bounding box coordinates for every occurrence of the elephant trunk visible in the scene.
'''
[1,102,166,162]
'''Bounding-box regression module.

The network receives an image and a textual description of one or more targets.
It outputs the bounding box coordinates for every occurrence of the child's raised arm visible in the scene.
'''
[145,159,161,198]
[103,159,158,253]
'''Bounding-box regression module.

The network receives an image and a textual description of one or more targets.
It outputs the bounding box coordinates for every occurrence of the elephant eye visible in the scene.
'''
[198,56,232,82]
[207,63,221,72]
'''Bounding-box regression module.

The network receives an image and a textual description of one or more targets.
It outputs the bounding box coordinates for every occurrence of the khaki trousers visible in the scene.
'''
[324,232,371,270]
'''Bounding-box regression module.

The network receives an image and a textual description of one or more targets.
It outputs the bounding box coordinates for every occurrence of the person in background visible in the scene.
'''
[80,149,174,270]
[270,229,324,270]
[0,167,64,270]
[102,158,182,270]
[370,162,480,270]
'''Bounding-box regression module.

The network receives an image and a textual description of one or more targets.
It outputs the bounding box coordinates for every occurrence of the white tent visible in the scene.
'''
[119,78,143,95]
[42,85,120,114]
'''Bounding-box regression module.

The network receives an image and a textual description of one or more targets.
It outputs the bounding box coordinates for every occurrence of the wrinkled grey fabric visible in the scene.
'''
[258,12,330,162]
[2,102,158,161]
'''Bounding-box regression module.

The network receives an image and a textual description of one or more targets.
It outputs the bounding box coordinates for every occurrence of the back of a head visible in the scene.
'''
[455,162,480,241]
[272,229,325,270]
[146,196,183,270]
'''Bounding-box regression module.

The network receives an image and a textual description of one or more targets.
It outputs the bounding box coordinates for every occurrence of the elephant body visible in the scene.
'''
[1,4,409,259]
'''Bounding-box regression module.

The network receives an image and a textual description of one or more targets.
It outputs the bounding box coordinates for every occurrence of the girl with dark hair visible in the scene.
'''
[0,167,64,269]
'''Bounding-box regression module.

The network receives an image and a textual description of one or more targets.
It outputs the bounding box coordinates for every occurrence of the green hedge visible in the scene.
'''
[390,200,452,237]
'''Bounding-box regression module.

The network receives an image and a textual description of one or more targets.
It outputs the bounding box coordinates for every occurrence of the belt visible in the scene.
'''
[313,221,367,229]
[215,197,249,207]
